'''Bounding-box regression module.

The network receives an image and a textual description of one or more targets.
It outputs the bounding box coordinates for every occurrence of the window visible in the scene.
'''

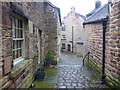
[12,16,24,65]
[62,43,65,49]
[62,26,65,31]
[61,35,66,40]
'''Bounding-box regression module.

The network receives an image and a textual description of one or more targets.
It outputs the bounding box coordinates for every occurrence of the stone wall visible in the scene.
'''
[0,1,61,89]
[84,0,120,87]
[105,0,120,87]
[61,8,85,53]
[44,2,61,62]
[84,23,103,70]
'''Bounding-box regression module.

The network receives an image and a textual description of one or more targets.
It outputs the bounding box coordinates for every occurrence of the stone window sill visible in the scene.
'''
[10,60,32,78]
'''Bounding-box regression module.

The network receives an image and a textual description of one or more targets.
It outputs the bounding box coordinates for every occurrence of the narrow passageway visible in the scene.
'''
[57,53,108,88]
[34,52,108,88]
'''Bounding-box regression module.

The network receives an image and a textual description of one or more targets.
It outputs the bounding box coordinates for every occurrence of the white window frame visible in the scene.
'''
[12,13,25,66]
[61,35,66,40]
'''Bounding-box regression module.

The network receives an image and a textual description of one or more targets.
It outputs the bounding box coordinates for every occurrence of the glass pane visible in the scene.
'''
[18,50,20,57]
[15,29,16,38]
[14,51,17,59]
[16,18,18,28]
[19,20,22,28]
[15,40,17,49]
[18,19,20,28]
[20,49,22,56]
[16,41,18,48]
[20,30,23,38]
[14,17,16,27]
[13,51,15,59]
[19,41,22,48]
[16,50,19,58]
[17,29,20,38]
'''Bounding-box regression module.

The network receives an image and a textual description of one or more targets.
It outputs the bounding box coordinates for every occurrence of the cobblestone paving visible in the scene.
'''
[57,53,108,88]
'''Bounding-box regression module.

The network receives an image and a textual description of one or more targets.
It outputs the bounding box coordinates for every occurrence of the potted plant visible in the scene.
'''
[35,68,45,81]
[44,51,53,67]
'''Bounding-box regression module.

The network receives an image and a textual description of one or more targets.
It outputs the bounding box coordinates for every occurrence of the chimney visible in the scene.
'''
[71,7,75,12]
[95,0,101,9]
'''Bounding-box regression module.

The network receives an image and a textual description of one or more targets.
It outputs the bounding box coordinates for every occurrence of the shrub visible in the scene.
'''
[46,51,53,61]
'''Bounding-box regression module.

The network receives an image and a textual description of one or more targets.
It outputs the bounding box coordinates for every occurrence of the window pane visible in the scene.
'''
[16,18,18,27]
[14,17,16,27]
[20,49,22,56]
[12,16,24,61]
[13,40,15,49]
[19,20,22,28]
[16,50,19,58]
[20,30,23,38]
[13,51,15,59]
[15,29,16,38]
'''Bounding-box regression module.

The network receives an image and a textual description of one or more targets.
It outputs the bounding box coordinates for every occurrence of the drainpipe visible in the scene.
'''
[102,20,107,84]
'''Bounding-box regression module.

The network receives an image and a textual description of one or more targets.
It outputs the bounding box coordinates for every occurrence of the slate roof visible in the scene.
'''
[86,7,100,17]
[77,41,85,44]
[77,13,86,20]
[64,11,86,21]
[83,4,109,24]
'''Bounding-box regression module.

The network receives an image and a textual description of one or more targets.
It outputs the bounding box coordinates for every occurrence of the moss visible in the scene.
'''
[10,60,31,78]
[34,67,58,88]
[34,81,56,88]
[86,59,120,88]
[86,59,102,79]
[45,67,57,76]
[106,75,120,88]
[20,72,34,88]
[91,75,99,81]
[51,60,57,65]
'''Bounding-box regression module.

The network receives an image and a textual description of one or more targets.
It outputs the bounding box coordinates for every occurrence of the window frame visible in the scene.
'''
[12,13,25,66]
[62,25,66,31]
[61,35,66,40]
[61,43,66,49]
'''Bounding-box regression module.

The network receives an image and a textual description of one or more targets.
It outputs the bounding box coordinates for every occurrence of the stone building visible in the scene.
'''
[0,1,61,89]
[83,0,120,87]
[61,7,85,56]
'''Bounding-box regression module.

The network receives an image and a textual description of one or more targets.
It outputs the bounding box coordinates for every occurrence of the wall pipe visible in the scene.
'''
[102,20,107,84]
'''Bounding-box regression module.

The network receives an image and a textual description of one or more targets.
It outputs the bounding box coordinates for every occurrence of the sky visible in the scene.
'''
[49,0,108,20]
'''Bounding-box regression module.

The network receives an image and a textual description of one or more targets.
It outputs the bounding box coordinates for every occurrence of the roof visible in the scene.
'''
[64,10,85,20]
[83,4,109,24]
[45,1,62,25]
[77,41,85,44]
[86,8,100,17]
[77,13,86,20]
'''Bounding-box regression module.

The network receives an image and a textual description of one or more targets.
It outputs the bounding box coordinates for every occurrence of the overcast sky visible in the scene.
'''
[49,0,108,20]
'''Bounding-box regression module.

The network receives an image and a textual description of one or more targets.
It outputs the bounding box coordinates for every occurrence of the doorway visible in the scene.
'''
[68,44,71,51]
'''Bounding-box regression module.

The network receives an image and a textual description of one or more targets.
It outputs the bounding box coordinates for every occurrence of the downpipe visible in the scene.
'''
[101,20,107,84]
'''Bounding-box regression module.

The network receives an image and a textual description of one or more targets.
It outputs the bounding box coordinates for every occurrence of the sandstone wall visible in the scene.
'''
[0,1,61,89]
[84,0,120,87]
[105,0,120,87]
[44,2,61,62]
[61,10,85,53]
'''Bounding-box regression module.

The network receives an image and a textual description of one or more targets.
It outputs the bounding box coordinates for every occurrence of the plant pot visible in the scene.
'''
[35,68,45,81]
[44,60,51,67]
